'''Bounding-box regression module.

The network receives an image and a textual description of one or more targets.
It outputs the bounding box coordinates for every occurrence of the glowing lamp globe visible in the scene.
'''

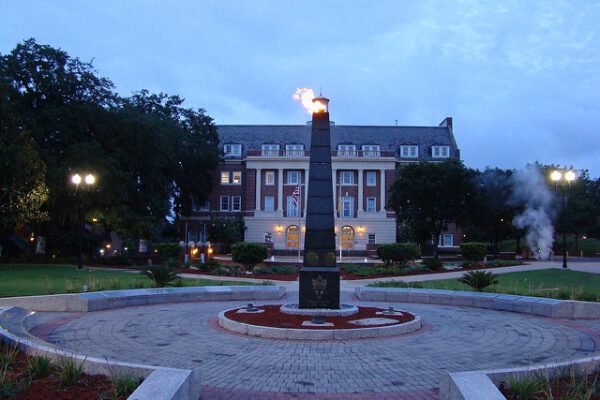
[71,174,82,185]
[550,170,562,182]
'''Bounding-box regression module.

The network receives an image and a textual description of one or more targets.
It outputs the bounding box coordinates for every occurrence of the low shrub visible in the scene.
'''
[142,263,178,287]
[231,242,267,272]
[254,265,297,275]
[505,374,545,400]
[460,242,488,262]
[109,374,142,399]
[422,258,444,271]
[458,270,499,291]
[57,357,84,387]
[154,242,180,260]
[377,243,421,266]
[27,355,51,379]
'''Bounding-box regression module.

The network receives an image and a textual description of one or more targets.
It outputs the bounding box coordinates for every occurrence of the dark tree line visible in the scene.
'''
[388,160,600,258]
[0,39,220,256]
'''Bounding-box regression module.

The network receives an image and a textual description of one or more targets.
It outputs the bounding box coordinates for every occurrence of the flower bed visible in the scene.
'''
[224,305,415,329]
[500,369,600,399]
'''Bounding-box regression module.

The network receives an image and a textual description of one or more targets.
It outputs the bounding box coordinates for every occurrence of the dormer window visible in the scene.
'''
[337,144,356,157]
[224,144,242,157]
[432,145,450,158]
[285,144,304,157]
[361,145,380,157]
[261,144,280,156]
[400,145,419,158]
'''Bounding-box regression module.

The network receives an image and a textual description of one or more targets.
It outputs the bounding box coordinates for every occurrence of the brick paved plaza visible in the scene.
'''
[24,290,600,400]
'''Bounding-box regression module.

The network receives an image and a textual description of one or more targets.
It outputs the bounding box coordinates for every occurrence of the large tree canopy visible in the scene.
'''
[0,39,219,254]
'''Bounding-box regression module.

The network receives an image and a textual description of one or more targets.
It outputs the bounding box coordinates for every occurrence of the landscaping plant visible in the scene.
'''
[26,354,51,379]
[56,356,84,387]
[422,258,444,271]
[108,373,142,399]
[231,242,267,273]
[458,270,499,291]
[460,242,488,262]
[376,243,421,267]
[505,374,544,400]
[142,263,179,287]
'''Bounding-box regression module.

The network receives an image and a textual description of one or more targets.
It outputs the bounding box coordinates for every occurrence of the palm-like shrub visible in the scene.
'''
[143,263,178,287]
[458,271,498,291]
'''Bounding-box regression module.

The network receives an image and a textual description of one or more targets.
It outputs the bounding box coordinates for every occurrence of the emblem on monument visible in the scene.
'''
[312,275,327,300]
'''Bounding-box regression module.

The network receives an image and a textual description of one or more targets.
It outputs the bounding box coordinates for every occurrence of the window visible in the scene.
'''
[286,225,299,249]
[287,196,299,217]
[199,201,210,211]
[224,144,242,157]
[341,196,354,218]
[337,144,357,157]
[264,196,274,212]
[401,145,419,158]
[265,171,275,185]
[199,224,208,243]
[220,171,230,185]
[285,144,304,156]
[362,145,380,157]
[232,171,242,185]
[366,197,376,213]
[432,145,450,158]
[340,171,354,185]
[261,144,280,156]
[368,233,376,245]
[287,170,300,184]
[220,196,230,211]
[187,231,197,243]
[440,233,454,247]
[231,196,241,211]
[341,226,354,249]
[366,171,376,186]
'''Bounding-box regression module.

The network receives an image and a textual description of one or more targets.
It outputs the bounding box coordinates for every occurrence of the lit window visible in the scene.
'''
[231,196,241,211]
[337,144,356,157]
[261,144,280,156]
[287,196,299,217]
[232,171,242,185]
[340,171,354,185]
[285,144,304,156]
[265,171,275,185]
[439,233,454,247]
[224,144,242,157]
[286,225,299,249]
[361,145,380,157]
[366,171,376,186]
[264,196,274,212]
[400,145,419,158]
[432,145,450,158]
[220,171,230,185]
[368,234,376,244]
[341,196,354,218]
[220,196,230,211]
[366,197,376,213]
[287,171,300,184]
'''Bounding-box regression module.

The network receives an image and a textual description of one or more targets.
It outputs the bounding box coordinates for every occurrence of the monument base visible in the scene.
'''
[299,267,340,309]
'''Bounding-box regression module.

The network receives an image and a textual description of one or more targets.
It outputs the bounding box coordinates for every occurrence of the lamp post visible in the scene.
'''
[550,169,576,269]
[70,172,96,269]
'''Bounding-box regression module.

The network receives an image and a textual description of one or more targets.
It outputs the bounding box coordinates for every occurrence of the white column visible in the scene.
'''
[357,169,364,212]
[303,168,309,216]
[255,169,261,211]
[332,169,337,215]
[380,169,386,211]
[277,168,284,211]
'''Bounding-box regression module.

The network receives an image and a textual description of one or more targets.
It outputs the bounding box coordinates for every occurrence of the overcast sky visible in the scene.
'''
[2,1,599,177]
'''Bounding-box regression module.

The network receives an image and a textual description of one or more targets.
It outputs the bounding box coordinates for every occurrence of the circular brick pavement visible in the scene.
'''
[29,291,600,400]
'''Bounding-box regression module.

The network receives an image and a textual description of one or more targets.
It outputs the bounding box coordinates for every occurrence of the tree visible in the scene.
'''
[208,215,245,254]
[388,160,475,258]
[231,242,267,272]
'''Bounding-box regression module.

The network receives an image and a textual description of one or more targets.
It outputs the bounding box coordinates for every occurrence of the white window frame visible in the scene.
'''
[366,197,376,213]
[368,233,376,245]
[220,171,230,185]
[220,196,230,211]
[432,145,450,158]
[287,195,299,217]
[361,145,380,157]
[287,170,300,185]
[224,144,242,157]
[264,196,275,212]
[401,145,419,158]
[439,233,454,247]
[232,171,242,185]
[366,171,376,186]
[261,144,280,156]
[337,144,357,157]
[285,144,304,157]
[341,196,354,218]
[231,196,241,211]
[265,171,275,186]
[340,171,354,185]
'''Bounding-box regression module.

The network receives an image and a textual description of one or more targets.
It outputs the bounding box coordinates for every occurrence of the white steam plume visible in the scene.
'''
[511,165,555,260]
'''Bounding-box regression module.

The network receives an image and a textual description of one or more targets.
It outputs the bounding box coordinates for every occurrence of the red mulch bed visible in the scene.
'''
[0,347,126,400]
[500,372,600,399]
[224,305,415,329]
[340,263,523,280]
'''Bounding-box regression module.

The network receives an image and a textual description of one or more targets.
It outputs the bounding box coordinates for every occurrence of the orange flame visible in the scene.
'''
[312,99,327,113]
[292,88,316,114]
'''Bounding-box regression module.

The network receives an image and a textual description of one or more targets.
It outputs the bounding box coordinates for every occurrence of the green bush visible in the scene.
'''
[254,265,297,275]
[422,258,444,271]
[231,242,267,272]
[460,242,488,261]
[142,263,178,287]
[458,270,499,291]
[376,243,421,266]
[27,355,52,379]
[154,243,180,260]
[57,357,84,387]
[109,374,142,399]
[505,374,544,400]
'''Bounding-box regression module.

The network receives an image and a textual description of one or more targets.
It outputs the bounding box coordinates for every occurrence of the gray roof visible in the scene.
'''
[216,123,460,161]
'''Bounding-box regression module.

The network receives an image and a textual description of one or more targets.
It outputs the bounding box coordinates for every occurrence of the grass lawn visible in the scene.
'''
[371,269,600,302]
[0,264,257,298]
[499,236,600,256]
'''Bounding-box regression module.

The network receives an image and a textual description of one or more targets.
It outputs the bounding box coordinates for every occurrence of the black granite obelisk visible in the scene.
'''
[299,96,340,309]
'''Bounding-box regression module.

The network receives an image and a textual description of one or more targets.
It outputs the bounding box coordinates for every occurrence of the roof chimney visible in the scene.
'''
[439,117,453,131]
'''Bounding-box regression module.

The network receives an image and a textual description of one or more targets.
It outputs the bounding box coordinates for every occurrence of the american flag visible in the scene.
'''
[292,183,300,207]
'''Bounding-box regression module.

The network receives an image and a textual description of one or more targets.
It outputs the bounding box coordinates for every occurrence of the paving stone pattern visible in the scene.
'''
[31,292,600,400]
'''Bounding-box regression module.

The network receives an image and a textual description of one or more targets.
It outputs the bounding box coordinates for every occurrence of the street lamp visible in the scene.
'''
[70,172,97,269]
[550,169,576,269]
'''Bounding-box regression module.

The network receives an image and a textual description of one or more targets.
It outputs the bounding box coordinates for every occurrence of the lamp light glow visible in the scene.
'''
[550,170,562,182]
[565,170,576,182]
[71,174,82,185]
[85,174,96,185]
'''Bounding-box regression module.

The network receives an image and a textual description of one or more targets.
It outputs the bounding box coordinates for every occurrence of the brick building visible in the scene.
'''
[180,117,461,255]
